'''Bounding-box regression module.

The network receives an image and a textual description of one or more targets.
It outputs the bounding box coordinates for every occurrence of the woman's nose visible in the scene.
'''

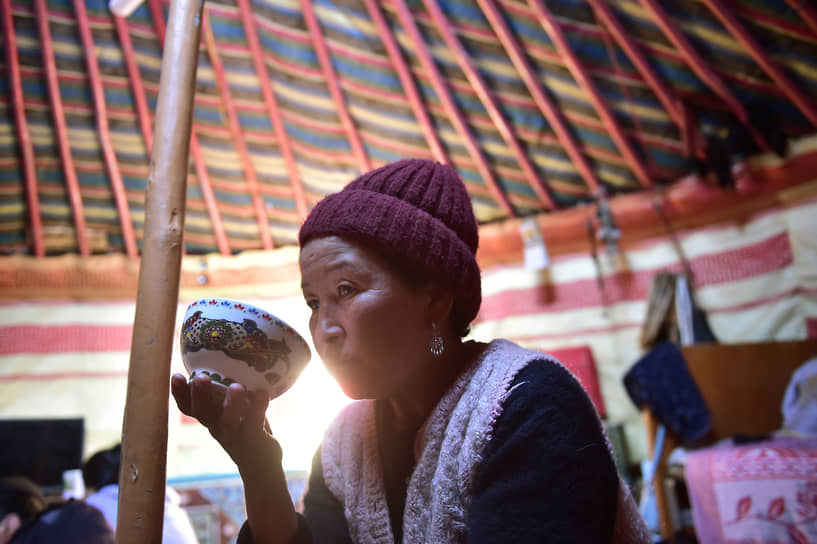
[313,306,342,347]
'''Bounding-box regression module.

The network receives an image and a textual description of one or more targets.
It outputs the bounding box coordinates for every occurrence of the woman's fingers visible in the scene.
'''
[170,373,274,467]
[170,373,193,415]
[189,373,224,427]
[246,390,271,433]
[220,383,252,437]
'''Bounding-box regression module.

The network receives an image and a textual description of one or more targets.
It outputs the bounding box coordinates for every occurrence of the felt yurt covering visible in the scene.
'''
[1,0,817,476]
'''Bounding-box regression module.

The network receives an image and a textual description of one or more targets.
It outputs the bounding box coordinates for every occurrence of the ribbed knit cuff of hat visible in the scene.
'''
[298,189,481,327]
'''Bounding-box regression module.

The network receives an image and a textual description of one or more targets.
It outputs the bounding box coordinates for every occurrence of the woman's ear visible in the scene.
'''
[426,288,454,330]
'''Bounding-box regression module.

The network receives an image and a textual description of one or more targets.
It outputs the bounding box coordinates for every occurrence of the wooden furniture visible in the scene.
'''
[643,339,817,540]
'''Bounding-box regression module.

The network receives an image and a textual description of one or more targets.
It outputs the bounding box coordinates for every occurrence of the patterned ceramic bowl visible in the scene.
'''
[180,298,311,400]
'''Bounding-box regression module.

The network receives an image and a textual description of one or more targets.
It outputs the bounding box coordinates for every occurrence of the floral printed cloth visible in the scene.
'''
[685,434,817,543]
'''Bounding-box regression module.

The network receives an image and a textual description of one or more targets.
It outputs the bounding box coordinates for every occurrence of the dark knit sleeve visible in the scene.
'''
[235,447,349,544]
[468,359,620,544]
[301,446,353,544]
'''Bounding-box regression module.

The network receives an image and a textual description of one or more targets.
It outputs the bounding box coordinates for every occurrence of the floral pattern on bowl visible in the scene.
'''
[180,298,311,399]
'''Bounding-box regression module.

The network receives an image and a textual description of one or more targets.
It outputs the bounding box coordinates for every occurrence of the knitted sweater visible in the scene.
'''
[238,339,649,543]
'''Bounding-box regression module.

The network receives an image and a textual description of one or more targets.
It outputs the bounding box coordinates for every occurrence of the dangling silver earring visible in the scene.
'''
[429,322,444,357]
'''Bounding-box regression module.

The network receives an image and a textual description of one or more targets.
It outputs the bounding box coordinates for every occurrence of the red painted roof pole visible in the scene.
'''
[390,0,516,217]
[423,0,557,209]
[148,0,231,255]
[702,0,817,128]
[34,0,90,256]
[301,0,371,172]
[3,0,45,256]
[236,0,309,221]
[74,0,139,258]
[479,0,601,195]
[363,0,449,165]
[203,8,274,250]
[528,0,654,189]
[113,15,154,154]
[784,0,817,37]
[636,0,769,152]
[585,0,685,130]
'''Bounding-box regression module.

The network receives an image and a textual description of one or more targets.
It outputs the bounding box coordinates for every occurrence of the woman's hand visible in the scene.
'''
[171,373,299,543]
[170,373,278,469]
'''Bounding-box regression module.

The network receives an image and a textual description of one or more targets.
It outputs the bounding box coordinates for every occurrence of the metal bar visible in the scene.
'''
[424,0,557,208]
[203,8,274,249]
[113,15,153,154]
[703,0,817,128]
[3,0,44,256]
[528,0,654,188]
[117,0,204,541]
[301,0,371,172]
[586,0,685,129]
[480,0,600,195]
[363,0,449,164]
[391,0,516,217]
[34,0,90,256]
[74,0,139,258]
[636,0,768,151]
[148,0,231,255]
[237,0,309,220]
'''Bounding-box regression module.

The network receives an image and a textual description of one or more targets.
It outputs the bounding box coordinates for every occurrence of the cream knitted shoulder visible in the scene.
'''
[320,339,545,544]
[320,399,393,543]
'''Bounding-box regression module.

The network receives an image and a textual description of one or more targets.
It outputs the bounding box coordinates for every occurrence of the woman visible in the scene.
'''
[171,159,649,543]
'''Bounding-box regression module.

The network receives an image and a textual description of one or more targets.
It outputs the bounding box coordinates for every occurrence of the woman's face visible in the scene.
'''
[299,235,434,400]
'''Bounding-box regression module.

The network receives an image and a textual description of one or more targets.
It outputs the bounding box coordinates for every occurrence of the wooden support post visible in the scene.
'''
[116,0,205,543]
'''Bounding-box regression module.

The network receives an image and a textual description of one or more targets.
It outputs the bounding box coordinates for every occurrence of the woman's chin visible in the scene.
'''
[335,378,378,401]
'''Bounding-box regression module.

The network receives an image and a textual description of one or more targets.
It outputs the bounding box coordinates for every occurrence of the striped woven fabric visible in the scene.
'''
[1,0,817,256]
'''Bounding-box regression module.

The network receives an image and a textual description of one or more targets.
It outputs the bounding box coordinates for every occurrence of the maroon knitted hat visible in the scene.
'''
[299,158,481,329]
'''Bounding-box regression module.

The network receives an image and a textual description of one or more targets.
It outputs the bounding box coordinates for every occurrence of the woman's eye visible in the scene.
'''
[338,284,354,297]
[305,298,319,310]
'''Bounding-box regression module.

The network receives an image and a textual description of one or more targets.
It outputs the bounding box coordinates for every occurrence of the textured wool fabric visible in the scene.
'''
[298,159,482,327]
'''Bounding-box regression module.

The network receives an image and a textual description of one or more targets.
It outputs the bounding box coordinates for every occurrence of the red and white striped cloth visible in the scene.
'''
[471,198,817,460]
[1,199,815,472]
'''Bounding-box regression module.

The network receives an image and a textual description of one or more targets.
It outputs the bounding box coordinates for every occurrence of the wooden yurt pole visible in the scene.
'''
[116,1,205,543]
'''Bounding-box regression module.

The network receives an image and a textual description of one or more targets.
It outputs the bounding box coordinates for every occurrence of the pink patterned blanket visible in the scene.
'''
[684,434,817,543]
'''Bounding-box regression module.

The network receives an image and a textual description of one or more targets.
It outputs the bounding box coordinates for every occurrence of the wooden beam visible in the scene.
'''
[34,0,90,257]
[528,0,655,189]
[117,0,204,541]
[784,0,817,37]
[702,0,817,128]
[202,8,274,250]
[236,0,309,220]
[3,0,44,256]
[363,0,449,165]
[74,0,138,258]
[586,0,685,130]
[301,0,371,172]
[636,0,769,152]
[477,147,817,269]
[6,142,817,301]
[147,0,231,255]
[424,0,557,209]
[390,0,516,217]
[479,0,600,195]
[113,15,153,154]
